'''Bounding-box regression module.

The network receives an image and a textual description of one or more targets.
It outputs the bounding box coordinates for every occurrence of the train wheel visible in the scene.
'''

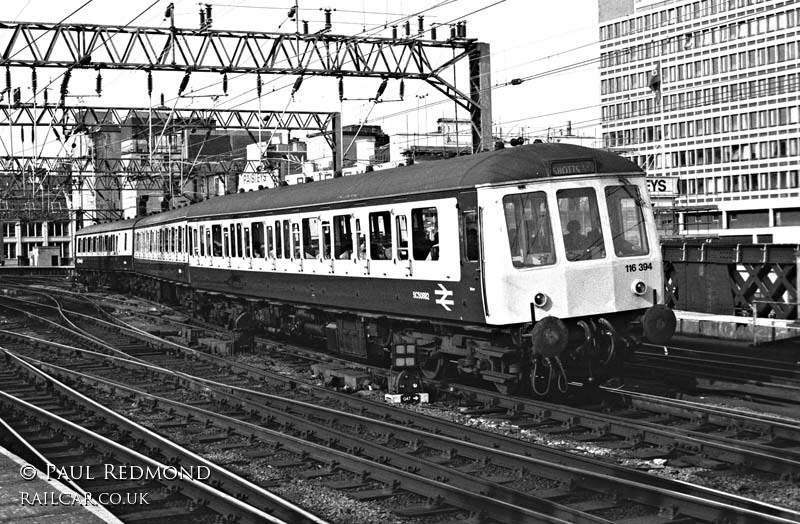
[420,352,445,380]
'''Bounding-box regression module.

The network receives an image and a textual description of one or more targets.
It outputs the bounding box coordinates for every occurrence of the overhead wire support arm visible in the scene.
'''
[0,20,493,152]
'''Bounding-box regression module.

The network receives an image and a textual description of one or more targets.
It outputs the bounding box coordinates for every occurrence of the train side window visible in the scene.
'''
[411,207,438,261]
[223,227,231,258]
[292,222,302,259]
[282,220,292,259]
[333,215,353,258]
[302,218,320,258]
[189,227,195,255]
[320,221,331,259]
[462,210,479,262]
[368,211,393,260]
[605,185,650,257]
[212,225,222,257]
[354,218,367,260]
[395,215,409,260]
[503,192,555,267]
[250,222,263,258]
[229,225,236,258]
[199,226,205,256]
[236,223,244,257]
[274,221,283,259]
[264,224,273,258]
[557,188,606,262]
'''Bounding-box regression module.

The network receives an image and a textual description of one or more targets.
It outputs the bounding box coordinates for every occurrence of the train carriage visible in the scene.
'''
[74,218,137,279]
[76,143,676,396]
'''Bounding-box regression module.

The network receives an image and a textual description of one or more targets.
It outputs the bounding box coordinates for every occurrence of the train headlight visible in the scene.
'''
[530,316,568,358]
[631,280,648,296]
[533,292,549,308]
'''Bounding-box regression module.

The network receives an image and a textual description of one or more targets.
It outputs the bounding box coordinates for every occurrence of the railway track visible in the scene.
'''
[0,353,318,524]
[631,341,800,407]
[0,292,798,522]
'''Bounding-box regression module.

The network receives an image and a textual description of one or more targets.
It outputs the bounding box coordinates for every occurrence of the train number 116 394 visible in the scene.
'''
[625,262,652,272]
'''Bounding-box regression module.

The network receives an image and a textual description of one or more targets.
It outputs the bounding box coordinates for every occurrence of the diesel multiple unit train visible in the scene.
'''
[75,143,676,396]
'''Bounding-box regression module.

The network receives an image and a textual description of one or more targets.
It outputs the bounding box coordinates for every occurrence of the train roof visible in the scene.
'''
[76,217,139,236]
[184,143,641,219]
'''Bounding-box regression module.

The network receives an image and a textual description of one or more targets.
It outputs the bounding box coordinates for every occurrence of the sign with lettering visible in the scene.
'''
[550,159,596,176]
[645,176,678,197]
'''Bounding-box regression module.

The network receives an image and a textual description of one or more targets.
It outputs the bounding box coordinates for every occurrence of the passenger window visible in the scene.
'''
[355,218,367,260]
[199,226,205,256]
[605,185,650,257]
[503,192,555,267]
[251,222,265,258]
[189,227,195,255]
[229,225,236,257]
[411,207,439,261]
[557,188,606,261]
[282,220,291,259]
[462,211,479,262]
[292,222,301,259]
[333,215,353,259]
[302,218,320,258]
[212,225,222,257]
[275,221,283,259]
[396,215,409,260]
[244,227,251,258]
[236,223,243,257]
[223,227,230,257]
[369,211,393,260]
[320,221,331,259]
[177,227,183,253]
[265,225,274,258]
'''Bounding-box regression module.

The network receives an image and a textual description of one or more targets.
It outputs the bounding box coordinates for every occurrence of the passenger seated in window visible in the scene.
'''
[563,220,585,251]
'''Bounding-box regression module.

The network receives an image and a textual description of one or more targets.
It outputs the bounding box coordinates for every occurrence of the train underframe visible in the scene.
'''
[81,269,661,397]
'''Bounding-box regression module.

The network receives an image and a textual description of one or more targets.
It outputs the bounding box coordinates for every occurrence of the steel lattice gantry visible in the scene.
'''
[0,21,493,151]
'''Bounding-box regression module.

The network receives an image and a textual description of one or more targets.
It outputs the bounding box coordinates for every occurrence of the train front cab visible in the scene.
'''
[478,171,676,392]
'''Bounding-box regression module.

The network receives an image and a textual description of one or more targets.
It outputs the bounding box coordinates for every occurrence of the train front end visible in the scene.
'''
[479,160,676,394]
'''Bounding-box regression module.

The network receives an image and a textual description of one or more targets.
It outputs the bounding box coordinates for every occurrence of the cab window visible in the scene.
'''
[605,185,650,257]
[557,188,605,261]
[503,192,555,267]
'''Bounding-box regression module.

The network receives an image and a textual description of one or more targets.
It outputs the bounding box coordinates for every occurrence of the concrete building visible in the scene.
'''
[599,0,800,241]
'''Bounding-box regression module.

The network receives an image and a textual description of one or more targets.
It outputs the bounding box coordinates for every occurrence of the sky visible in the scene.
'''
[1,0,602,156]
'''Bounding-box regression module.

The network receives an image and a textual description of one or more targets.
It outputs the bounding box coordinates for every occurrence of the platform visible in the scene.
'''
[674,310,800,344]
[0,446,123,524]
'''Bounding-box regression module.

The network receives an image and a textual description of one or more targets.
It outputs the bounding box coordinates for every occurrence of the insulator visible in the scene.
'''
[160,93,165,106]
[5,66,10,93]
[287,6,296,19]
[291,75,304,96]
[324,8,331,30]
[418,16,424,34]
[205,4,212,28]
[31,68,37,95]
[338,77,343,101]
[60,68,72,98]
[431,25,437,40]
[302,20,309,34]
[164,3,173,18]
[199,9,205,28]
[375,78,388,100]
[459,21,467,38]
[178,70,191,96]
[147,70,153,96]
[450,24,456,39]
[404,21,410,37]
[13,87,20,106]
[399,79,405,100]
[256,73,262,97]
[392,25,397,39]
[95,69,102,95]
[43,88,48,105]
[222,72,228,95]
